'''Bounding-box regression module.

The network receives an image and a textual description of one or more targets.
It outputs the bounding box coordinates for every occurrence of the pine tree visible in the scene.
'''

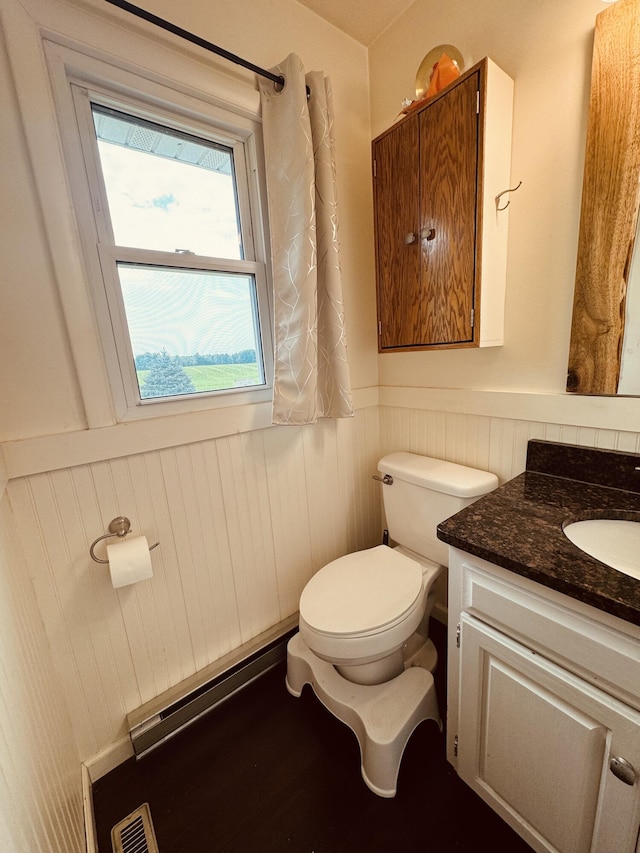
[139,349,197,399]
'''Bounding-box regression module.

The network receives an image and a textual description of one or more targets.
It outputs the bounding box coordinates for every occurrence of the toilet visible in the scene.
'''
[286,451,498,797]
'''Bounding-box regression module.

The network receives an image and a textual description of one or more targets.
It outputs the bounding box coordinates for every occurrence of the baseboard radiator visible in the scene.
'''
[128,617,298,757]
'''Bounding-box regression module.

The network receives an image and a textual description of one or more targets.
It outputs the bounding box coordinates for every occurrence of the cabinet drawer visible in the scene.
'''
[457,556,640,708]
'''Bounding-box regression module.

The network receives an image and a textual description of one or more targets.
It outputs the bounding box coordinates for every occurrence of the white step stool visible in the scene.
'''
[285,632,441,798]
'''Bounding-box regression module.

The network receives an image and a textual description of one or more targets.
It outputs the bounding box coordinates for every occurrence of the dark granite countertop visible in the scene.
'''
[437,440,640,627]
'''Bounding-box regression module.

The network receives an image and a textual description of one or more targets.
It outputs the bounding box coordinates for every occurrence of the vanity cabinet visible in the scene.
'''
[447,548,640,853]
[372,58,514,351]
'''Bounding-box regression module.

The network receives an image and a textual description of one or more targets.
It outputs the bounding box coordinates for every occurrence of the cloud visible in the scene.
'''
[95,140,257,356]
[97,142,242,257]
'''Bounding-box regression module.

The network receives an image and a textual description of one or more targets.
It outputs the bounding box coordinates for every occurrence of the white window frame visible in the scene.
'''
[45,39,273,423]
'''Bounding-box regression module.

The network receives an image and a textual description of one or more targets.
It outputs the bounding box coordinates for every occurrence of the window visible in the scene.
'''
[68,80,271,416]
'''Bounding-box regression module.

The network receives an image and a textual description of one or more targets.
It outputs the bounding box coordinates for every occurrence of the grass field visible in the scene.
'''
[137,363,261,393]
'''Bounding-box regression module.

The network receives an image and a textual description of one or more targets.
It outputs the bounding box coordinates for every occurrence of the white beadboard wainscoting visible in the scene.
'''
[379,393,640,483]
[6,408,382,763]
[381,408,640,482]
[2,393,640,853]
[0,497,83,852]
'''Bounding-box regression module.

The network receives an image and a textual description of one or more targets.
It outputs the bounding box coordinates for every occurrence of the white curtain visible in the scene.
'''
[259,54,353,425]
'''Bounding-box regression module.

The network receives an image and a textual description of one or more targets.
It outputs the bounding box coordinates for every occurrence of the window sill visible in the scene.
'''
[0,387,379,480]
[1,399,274,479]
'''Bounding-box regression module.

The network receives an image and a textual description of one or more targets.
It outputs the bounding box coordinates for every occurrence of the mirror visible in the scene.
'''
[567,0,640,395]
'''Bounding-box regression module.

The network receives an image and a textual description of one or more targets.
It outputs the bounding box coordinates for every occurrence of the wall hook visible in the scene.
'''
[89,516,159,564]
[495,180,522,211]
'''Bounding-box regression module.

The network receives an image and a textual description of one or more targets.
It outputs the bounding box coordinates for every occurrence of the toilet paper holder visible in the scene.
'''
[89,516,160,564]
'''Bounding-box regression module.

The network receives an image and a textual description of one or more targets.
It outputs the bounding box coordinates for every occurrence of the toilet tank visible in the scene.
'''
[378,452,498,566]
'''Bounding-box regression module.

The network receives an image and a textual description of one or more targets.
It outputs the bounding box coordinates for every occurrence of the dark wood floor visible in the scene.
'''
[93,621,533,852]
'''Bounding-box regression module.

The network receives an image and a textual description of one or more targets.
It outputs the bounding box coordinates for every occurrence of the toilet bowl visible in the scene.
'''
[299,544,442,685]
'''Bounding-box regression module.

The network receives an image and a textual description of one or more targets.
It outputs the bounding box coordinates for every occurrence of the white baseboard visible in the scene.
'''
[83,735,134,783]
[82,734,134,849]
[82,763,97,853]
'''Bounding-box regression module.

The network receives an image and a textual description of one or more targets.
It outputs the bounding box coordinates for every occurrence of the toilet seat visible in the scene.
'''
[300,545,423,638]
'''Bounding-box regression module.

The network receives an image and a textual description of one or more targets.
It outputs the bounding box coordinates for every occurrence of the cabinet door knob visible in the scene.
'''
[610,756,637,785]
[421,227,436,241]
[404,232,417,244]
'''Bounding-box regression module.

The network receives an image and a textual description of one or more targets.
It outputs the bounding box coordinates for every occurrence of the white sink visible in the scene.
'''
[563,519,640,580]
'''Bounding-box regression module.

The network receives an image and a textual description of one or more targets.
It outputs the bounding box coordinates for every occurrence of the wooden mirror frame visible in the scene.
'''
[567,0,640,394]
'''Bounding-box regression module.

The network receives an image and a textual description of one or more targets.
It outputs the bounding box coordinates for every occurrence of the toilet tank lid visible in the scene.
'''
[378,452,498,498]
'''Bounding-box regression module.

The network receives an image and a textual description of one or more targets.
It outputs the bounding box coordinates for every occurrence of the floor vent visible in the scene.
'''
[111,803,159,853]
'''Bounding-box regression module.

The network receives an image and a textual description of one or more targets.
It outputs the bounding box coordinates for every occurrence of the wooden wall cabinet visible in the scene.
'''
[372,58,514,352]
[447,549,640,853]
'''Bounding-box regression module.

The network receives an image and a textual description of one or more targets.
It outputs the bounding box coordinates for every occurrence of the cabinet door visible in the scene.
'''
[373,71,480,350]
[373,115,421,348]
[419,72,478,345]
[457,615,640,853]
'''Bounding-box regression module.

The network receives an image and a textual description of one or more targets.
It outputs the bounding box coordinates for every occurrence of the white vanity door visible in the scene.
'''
[457,614,640,853]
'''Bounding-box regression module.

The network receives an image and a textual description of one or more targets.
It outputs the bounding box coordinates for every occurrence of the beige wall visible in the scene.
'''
[0,0,376,446]
[1,1,640,850]
[0,8,86,441]
[0,0,378,849]
[369,0,640,428]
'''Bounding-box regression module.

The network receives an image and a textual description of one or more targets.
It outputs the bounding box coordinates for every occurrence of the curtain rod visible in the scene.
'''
[103,0,286,90]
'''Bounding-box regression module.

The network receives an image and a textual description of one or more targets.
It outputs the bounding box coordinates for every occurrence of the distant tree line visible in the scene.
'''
[135,349,257,370]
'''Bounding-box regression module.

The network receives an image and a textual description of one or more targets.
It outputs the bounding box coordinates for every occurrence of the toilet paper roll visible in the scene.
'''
[106,535,154,588]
